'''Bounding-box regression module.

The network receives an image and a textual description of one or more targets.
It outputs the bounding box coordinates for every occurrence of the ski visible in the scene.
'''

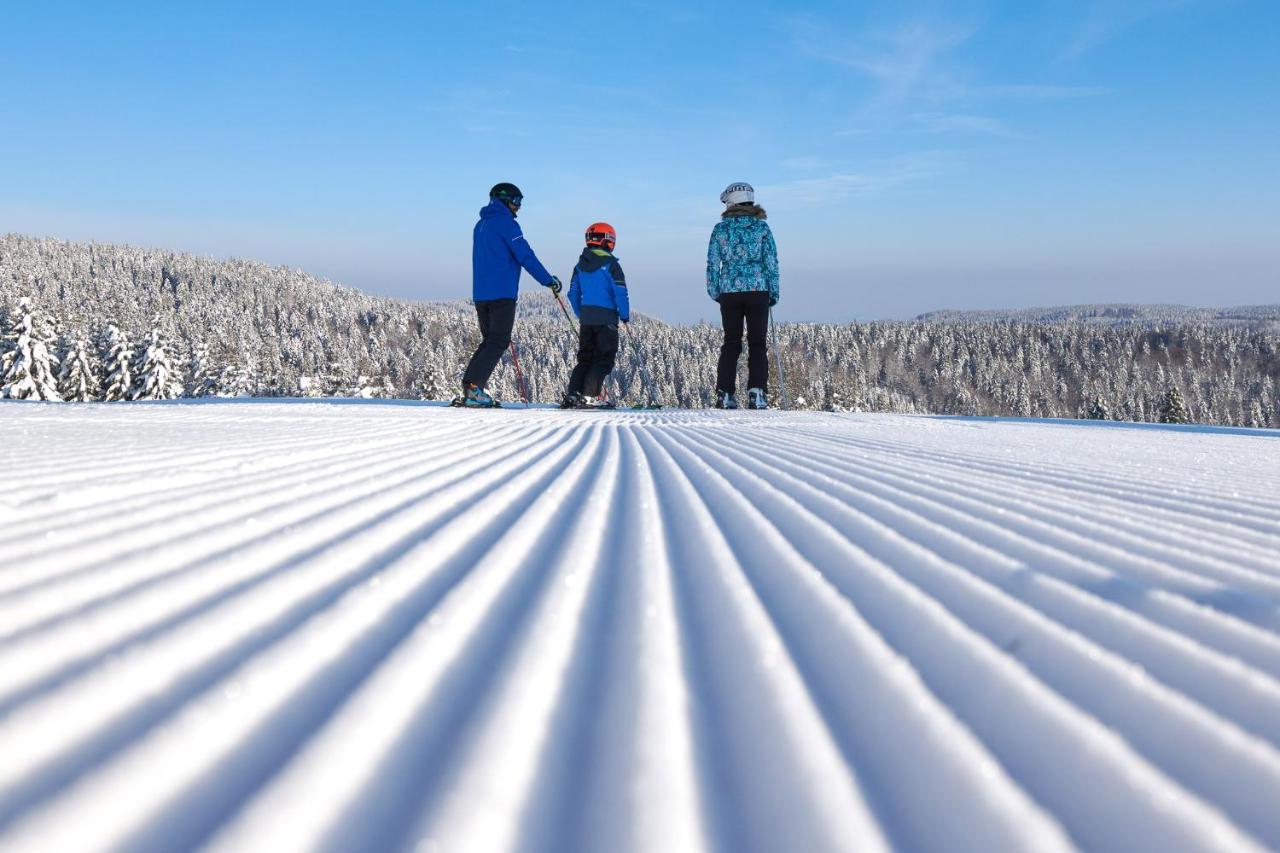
[449,396,502,409]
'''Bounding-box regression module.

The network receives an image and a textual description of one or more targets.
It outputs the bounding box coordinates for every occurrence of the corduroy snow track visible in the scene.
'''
[1,400,1278,852]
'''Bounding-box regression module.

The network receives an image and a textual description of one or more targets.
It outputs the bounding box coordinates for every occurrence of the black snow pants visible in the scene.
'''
[716,290,770,394]
[462,298,517,388]
[567,323,619,398]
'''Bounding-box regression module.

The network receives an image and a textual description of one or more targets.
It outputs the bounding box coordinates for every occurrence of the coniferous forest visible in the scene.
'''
[2,234,1276,428]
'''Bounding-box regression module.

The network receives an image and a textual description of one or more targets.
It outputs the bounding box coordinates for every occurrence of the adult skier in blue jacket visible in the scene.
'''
[459,182,561,407]
[561,222,629,409]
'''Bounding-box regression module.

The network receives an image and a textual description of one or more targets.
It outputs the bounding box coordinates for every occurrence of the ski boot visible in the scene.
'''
[452,384,499,408]
[576,395,616,410]
[747,388,769,410]
[714,390,739,410]
[559,392,583,410]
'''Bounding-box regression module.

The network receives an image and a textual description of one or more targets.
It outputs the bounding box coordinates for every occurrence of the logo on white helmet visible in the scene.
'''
[720,182,755,205]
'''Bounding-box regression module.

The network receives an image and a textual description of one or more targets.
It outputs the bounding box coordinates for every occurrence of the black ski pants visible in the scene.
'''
[567,323,619,398]
[462,298,516,388]
[717,290,770,394]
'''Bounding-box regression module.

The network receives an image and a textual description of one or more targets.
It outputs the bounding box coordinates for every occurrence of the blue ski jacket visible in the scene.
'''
[569,247,629,325]
[706,206,780,305]
[472,199,555,301]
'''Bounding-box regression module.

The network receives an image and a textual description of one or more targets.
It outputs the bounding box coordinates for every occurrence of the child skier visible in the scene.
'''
[561,222,629,409]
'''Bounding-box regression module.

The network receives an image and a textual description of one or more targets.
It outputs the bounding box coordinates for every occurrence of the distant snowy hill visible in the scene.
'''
[2,234,1276,426]
[0,400,1278,851]
[917,303,1280,329]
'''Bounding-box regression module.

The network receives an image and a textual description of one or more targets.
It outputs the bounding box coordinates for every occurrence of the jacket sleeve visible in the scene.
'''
[706,224,723,302]
[501,217,555,286]
[763,225,780,305]
[611,259,630,322]
[568,269,583,318]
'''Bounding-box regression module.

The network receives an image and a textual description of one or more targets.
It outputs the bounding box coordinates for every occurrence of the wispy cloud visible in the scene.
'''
[1063,0,1196,59]
[912,112,1025,139]
[759,153,948,208]
[792,13,1108,127]
[792,17,977,105]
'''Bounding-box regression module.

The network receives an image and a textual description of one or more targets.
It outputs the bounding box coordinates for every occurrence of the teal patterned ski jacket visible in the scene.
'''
[706,208,780,304]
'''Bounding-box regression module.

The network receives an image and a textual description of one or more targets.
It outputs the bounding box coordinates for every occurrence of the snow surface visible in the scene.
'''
[1,399,1278,852]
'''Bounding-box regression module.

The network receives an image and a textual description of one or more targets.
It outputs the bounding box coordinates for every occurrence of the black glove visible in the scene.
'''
[546,276,562,296]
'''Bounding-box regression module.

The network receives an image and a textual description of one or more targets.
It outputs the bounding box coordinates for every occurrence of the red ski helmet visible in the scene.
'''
[585,222,616,250]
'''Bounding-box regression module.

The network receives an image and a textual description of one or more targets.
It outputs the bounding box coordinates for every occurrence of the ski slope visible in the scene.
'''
[1,400,1278,852]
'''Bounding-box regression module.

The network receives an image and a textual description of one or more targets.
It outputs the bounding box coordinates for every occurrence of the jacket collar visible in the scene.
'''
[577,246,615,272]
[480,198,516,219]
[722,202,767,220]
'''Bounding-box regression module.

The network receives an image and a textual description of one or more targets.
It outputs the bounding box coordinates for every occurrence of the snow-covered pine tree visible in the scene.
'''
[1086,396,1111,420]
[57,329,102,402]
[1,297,62,401]
[348,374,376,398]
[216,362,252,397]
[132,321,184,400]
[238,351,260,396]
[1158,386,1191,424]
[186,340,216,398]
[101,322,135,402]
[414,361,448,401]
[324,360,353,397]
[1248,397,1267,428]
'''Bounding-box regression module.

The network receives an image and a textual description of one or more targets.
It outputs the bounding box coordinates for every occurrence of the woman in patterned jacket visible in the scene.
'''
[706,181,780,409]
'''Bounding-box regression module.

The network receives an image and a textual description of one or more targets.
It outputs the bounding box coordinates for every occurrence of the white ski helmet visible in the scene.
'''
[720,181,755,205]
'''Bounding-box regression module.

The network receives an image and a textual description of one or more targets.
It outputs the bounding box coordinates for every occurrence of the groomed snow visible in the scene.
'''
[1,400,1278,852]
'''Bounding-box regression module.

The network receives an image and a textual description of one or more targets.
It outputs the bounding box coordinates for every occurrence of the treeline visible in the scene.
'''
[1,234,1276,427]
[765,321,1276,427]
[917,303,1280,329]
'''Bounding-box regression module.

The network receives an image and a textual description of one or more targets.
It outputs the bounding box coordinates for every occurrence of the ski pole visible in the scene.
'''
[508,339,530,405]
[555,292,608,402]
[554,292,579,343]
[618,321,631,405]
[598,325,614,406]
[608,320,627,406]
[770,307,788,410]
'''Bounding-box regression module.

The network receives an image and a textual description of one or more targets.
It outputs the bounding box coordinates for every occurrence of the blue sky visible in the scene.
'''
[2,0,1277,322]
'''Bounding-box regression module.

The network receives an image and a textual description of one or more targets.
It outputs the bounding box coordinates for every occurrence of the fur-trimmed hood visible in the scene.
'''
[722,202,767,220]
